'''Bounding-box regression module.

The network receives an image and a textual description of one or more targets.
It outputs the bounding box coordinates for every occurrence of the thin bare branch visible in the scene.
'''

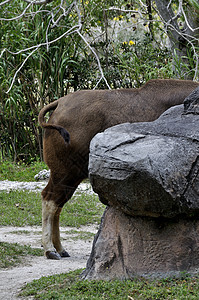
[179,0,199,32]
[0,0,11,6]
[1,24,80,58]
[23,0,54,4]
[76,31,111,90]
[104,6,146,19]
[167,0,172,10]
[51,1,76,28]
[1,0,198,93]
[0,2,32,21]
[138,0,147,8]
[105,7,140,13]
[1,0,112,91]
[153,1,198,80]
[6,47,39,94]
[74,2,111,89]
[3,23,81,93]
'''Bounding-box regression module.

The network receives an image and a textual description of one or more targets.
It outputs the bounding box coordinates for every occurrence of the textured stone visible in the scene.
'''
[89,105,199,218]
[82,207,199,280]
[83,104,199,280]
[184,86,199,114]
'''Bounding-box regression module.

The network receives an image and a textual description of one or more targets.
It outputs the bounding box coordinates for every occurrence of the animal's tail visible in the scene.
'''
[38,100,70,144]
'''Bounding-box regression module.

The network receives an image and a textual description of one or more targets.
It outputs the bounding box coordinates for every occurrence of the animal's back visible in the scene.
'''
[43,79,199,152]
[47,79,199,133]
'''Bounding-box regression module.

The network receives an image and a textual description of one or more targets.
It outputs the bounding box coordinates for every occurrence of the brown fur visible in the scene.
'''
[38,79,199,259]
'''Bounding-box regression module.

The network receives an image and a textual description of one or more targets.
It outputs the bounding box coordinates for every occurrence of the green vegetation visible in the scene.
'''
[0,190,104,227]
[0,242,43,268]
[9,229,34,235]
[20,269,199,299]
[1,1,198,163]
[0,158,103,270]
[0,190,42,226]
[63,229,95,241]
[60,193,104,228]
[0,160,104,269]
[0,160,47,181]
[0,160,105,226]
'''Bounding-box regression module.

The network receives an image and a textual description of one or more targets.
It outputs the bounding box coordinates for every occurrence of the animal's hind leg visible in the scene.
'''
[52,207,70,257]
[42,199,63,260]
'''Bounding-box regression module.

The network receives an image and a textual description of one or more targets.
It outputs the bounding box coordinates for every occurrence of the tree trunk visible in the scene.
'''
[155,0,199,79]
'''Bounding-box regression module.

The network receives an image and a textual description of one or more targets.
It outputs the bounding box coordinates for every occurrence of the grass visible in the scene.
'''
[0,160,104,227]
[0,160,47,181]
[0,190,43,226]
[0,160,104,272]
[0,190,104,227]
[0,191,103,272]
[20,269,199,299]
[9,230,33,235]
[0,242,43,268]
[63,229,95,241]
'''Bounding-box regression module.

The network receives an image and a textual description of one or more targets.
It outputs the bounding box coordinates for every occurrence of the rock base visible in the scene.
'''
[82,207,199,280]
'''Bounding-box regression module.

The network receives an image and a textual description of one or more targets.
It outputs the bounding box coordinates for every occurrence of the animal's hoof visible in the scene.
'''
[46,250,62,260]
[60,250,70,257]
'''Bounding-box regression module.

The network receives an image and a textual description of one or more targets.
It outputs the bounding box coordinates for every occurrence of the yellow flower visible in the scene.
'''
[122,41,128,45]
[114,17,120,21]
[129,40,135,46]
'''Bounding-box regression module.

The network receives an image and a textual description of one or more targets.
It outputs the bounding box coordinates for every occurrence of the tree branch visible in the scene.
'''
[154,0,199,80]
[104,6,146,19]
[76,31,111,90]
[154,0,180,42]
[23,0,54,4]
[179,0,199,33]
[1,0,198,93]
[0,0,11,6]
[1,0,111,92]
[0,2,32,21]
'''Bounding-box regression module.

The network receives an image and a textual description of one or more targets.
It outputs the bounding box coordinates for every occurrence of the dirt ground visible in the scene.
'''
[0,181,98,300]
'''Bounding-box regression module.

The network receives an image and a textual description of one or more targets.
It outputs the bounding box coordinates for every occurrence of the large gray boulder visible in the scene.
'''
[89,105,199,219]
[82,104,199,280]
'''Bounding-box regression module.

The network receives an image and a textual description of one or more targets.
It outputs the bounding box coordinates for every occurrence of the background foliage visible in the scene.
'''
[0,0,198,163]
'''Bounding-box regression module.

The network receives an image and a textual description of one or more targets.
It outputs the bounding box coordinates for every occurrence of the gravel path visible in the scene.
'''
[0,180,97,300]
[0,179,93,194]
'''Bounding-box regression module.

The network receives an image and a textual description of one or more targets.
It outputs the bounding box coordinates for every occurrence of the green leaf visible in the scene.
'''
[188,0,199,11]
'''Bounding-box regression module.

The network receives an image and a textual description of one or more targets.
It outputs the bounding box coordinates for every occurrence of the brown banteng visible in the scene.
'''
[38,79,199,260]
